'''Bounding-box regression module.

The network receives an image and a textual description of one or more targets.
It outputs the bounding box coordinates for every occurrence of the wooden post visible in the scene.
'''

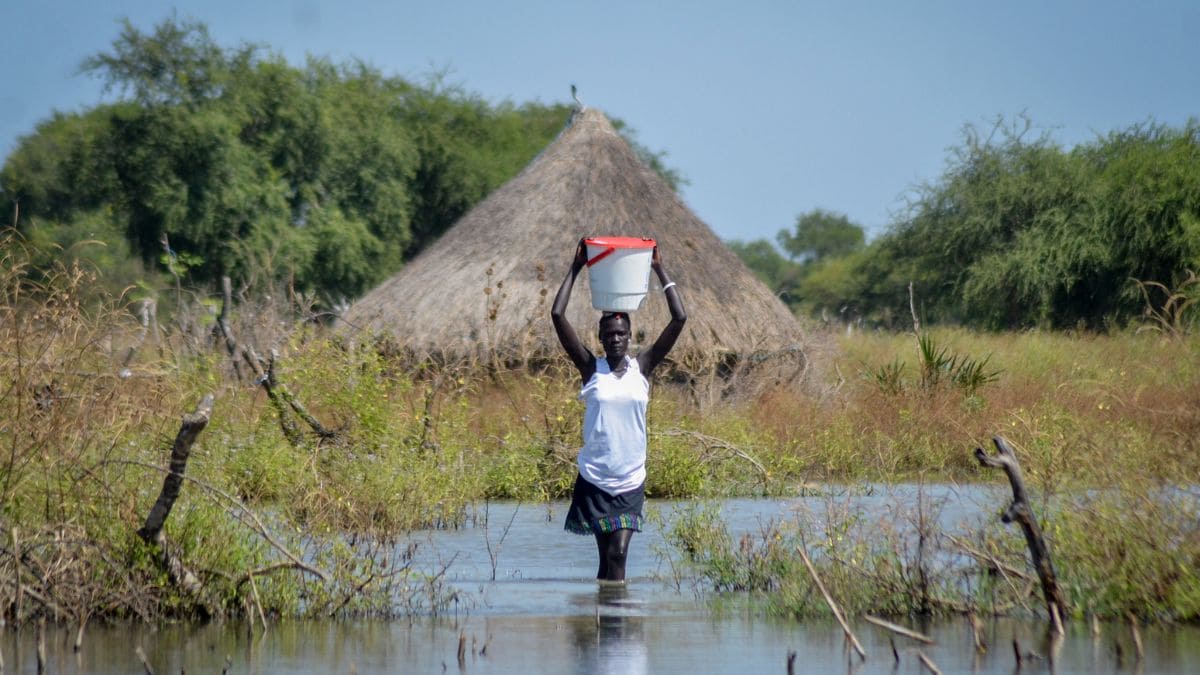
[216,276,245,380]
[975,436,1068,634]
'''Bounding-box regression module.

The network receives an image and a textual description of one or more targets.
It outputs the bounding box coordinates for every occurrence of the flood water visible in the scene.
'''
[6,486,1200,673]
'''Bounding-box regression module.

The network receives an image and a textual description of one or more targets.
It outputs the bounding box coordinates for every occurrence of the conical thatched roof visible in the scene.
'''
[341,107,805,362]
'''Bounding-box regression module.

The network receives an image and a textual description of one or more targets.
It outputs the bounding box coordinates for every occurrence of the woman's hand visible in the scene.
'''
[572,238,589,271]
[651,245,663,271]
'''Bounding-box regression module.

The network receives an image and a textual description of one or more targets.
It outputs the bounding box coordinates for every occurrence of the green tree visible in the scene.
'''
[727,238,801,303]
[776,208,865,264]
[868,116,1200,329]
[3,17,685,304]
[81,15,253,107]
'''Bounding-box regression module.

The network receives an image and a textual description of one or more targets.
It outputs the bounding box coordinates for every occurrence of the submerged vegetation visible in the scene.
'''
[664,481,1200,622]
[1,227,1197,626]
[1,13,1198,637]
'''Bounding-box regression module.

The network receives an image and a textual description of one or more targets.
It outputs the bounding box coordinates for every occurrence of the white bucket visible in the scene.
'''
[584,236,656,312]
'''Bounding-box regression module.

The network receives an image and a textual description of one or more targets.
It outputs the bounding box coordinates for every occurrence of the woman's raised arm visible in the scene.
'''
[551,240,595,381]
[638,246,687,376]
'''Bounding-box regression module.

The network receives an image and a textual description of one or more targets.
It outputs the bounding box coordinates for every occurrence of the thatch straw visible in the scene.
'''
[340,107,807,366]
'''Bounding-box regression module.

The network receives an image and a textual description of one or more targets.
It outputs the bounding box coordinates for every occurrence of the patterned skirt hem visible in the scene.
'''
[564,513,643,535]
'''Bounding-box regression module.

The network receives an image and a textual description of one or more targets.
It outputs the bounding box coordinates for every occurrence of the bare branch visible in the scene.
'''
[797,545,866,661]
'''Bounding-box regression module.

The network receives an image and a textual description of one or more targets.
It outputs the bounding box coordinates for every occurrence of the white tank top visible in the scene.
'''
[577,355,649,494]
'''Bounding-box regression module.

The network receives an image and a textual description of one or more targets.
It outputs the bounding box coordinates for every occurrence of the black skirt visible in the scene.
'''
[564,474,645,535]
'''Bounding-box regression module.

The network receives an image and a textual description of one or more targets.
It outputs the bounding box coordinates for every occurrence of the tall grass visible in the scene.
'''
[664,481,1200,621]
[661,326,1200,621]
[2,225,1198,623]
[0,231,453,625]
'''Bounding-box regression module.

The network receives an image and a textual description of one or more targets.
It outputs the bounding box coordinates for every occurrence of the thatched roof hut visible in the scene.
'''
[341,107,806,365]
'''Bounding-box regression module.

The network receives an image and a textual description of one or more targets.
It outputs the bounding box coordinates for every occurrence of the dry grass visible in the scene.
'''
[3,221,1197,625]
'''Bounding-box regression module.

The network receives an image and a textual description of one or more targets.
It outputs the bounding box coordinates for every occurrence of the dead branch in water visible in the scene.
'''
[917,651,943,674]
[242,347,338,446]
[797,545,866,661]
[974,435,1068,635]
[864,614,934,644]
[655,428,769,482]
[137,394,215,598]
[122,459,328,583]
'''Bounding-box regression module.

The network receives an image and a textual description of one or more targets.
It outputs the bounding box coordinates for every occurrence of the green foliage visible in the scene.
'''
[646,434,707,497]
[1133,269,1200,338]
[794,249,871,319]
[860,332,1001,398]
[665,492,980,618]
[730,210,866,317]
[3,18,682,307]
[665,503,790,593]
[726,238,802,303]
[81,16,246,107]
[393,76,572,252]
[667,482,1200,621]
[916,333,1001,395]
[871,116,1200,329]
[777,208,865,263]
[866,357,906,395]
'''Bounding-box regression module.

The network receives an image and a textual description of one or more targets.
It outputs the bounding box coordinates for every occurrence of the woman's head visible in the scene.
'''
[598,312,631,359]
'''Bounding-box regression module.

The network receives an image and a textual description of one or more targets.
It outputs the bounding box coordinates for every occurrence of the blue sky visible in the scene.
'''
[2,1,1197,244]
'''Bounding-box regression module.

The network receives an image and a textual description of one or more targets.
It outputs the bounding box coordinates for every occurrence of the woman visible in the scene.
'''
[551,239,687,583]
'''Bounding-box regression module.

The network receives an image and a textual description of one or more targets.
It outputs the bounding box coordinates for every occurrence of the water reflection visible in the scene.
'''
[568,584,648,675]
[5,496,1200,673]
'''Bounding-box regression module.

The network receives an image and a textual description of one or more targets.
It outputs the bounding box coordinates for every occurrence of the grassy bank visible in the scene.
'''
[2,234,1197,623]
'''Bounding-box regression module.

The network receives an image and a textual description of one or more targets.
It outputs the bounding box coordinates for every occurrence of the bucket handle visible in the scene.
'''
[585,246,616,267]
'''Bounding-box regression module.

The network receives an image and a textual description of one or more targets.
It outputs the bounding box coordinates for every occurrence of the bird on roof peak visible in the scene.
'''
[570,84,584,111]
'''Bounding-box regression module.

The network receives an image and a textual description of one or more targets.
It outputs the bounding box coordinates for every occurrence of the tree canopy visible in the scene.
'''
[776,208,865,263]
[731,117,1200,330]
[1,17,681,304]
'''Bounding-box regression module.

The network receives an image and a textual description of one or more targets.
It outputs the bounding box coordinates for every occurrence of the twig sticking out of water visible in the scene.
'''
[457,631,467,667]
[917,651,943,674]
[12,527,22,623]
[135,646,155,675]
[786,649,797,674]
[483,501,520,581]
[137,393,215,583]
[968,612,988,653]
[864,614,933,644]
[249,574,269,634]
[37,619,46,674]
[1129,613,1144,661]
[75,613,89,652]
[797,545,866,661]
[975,435,1068,635]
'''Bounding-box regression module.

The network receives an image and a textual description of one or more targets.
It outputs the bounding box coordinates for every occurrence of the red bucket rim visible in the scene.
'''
[583,236,656,249]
